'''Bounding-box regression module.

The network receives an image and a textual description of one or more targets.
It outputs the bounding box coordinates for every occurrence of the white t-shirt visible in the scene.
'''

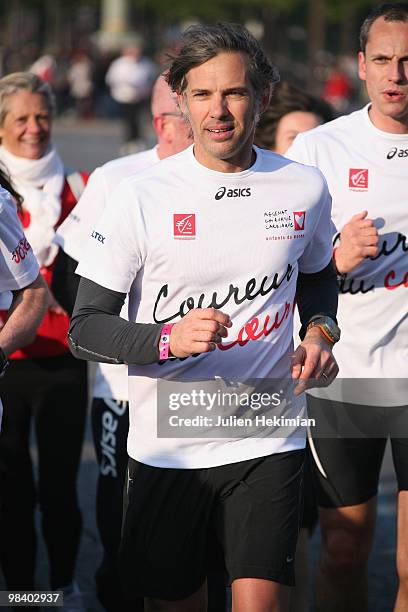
[77,145,333,469]
[0,187,39,292]
[55,147,160,401]
[0,186,40,426]
[287,105,408,406]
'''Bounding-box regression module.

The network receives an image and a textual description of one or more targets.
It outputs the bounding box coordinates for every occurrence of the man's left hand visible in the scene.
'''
[291,328,339,396]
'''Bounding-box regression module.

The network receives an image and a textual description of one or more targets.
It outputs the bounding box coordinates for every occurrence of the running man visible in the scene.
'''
[69,23,339,611]
[287,3,408,611]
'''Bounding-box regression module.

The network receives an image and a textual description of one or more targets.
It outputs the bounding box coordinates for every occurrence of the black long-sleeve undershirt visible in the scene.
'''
[68,260,338,366]
[296,260,338,339]
[51,250,81,316]
[69,278,162,364]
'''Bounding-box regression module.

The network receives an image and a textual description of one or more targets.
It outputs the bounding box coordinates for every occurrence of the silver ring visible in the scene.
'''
[321,372,329,381]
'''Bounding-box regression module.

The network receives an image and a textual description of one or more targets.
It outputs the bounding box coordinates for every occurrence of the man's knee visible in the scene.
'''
[319,504,376,576]
[321,528,370,575]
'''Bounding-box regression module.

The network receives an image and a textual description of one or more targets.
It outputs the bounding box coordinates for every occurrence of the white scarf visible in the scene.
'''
[0,145,65,266]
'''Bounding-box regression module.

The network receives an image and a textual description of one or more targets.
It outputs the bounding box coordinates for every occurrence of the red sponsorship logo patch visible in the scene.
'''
[173,214,196,239]
[293,211,306,231]
[349,168,368,190]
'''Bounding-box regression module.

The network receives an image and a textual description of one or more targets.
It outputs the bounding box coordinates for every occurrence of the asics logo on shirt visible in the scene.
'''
[91,230,106,244]
[387,147,408,160]
[215,186,251,200]
[100,399,127,477]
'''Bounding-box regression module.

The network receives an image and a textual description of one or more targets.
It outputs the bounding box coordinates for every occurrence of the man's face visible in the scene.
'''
[358,17,408,133]
[178,52,267,172]
[0,90,51,159]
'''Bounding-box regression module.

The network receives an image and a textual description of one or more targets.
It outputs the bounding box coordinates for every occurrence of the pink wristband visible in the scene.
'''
[159,324,174,360]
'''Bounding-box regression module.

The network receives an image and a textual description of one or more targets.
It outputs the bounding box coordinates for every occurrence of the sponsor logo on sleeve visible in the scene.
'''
[91,230,106,244]
[349,168,368,191]
[387,147,408,160]
[293,211,306,231]
[173,214,196,239]
[11,237,31,264]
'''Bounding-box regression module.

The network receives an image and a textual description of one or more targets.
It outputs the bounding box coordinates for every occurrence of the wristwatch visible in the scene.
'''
[306,315,341,345]
[0,346,9,378]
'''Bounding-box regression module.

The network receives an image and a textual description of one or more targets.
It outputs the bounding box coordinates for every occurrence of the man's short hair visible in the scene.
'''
[167,22,279,100]
[360,2,408,53]
[0,72,55,126]
[254,81,334,150]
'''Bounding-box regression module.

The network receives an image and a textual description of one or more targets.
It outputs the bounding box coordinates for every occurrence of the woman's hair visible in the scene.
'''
[254,81,334,150]
[0,164,23,212]
[0,72,55,127]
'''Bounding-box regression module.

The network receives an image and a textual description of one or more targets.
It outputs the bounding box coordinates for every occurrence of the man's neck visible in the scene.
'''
[368,105,408,135]
[193,145,256,173]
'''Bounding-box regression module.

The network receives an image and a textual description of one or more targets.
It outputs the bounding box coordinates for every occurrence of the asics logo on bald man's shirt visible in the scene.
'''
[215,187,251,200]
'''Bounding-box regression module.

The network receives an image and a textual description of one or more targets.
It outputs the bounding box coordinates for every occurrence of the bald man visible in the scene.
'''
[53,75,193,612]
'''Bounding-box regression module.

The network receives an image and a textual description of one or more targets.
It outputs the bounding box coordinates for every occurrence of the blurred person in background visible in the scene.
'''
[322,57,354,114]
[287,3,408,610]
[0,72,88,611]
[30,52,57,85]
[67,50,94,119]
[255,80,334,612]
[255,81,334,153]
[105,41,156,151]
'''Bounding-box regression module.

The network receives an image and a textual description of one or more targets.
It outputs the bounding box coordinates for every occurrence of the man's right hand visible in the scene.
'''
[169,308,232,358]
[334,210,379,274]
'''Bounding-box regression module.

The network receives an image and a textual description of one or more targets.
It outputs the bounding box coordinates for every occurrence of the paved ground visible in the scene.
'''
[0,118,399,611]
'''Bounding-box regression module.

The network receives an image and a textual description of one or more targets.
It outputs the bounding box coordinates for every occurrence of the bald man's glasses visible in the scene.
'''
[161,112,183,118]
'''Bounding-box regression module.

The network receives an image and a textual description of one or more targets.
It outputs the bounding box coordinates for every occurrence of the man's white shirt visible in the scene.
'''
[55,147,160,401]
[77,145,333,468]
[287,105,408,406]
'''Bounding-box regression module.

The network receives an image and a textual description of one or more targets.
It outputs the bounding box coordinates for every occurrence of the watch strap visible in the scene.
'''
[306,316,340,344]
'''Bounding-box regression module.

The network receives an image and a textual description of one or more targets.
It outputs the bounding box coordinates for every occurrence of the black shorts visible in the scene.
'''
[300,445,318,533]
[307,395,408,507]
[119,449,304,601]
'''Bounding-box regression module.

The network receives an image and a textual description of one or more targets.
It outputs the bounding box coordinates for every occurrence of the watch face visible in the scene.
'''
[322,319,341,342]
[308,317,341,343]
